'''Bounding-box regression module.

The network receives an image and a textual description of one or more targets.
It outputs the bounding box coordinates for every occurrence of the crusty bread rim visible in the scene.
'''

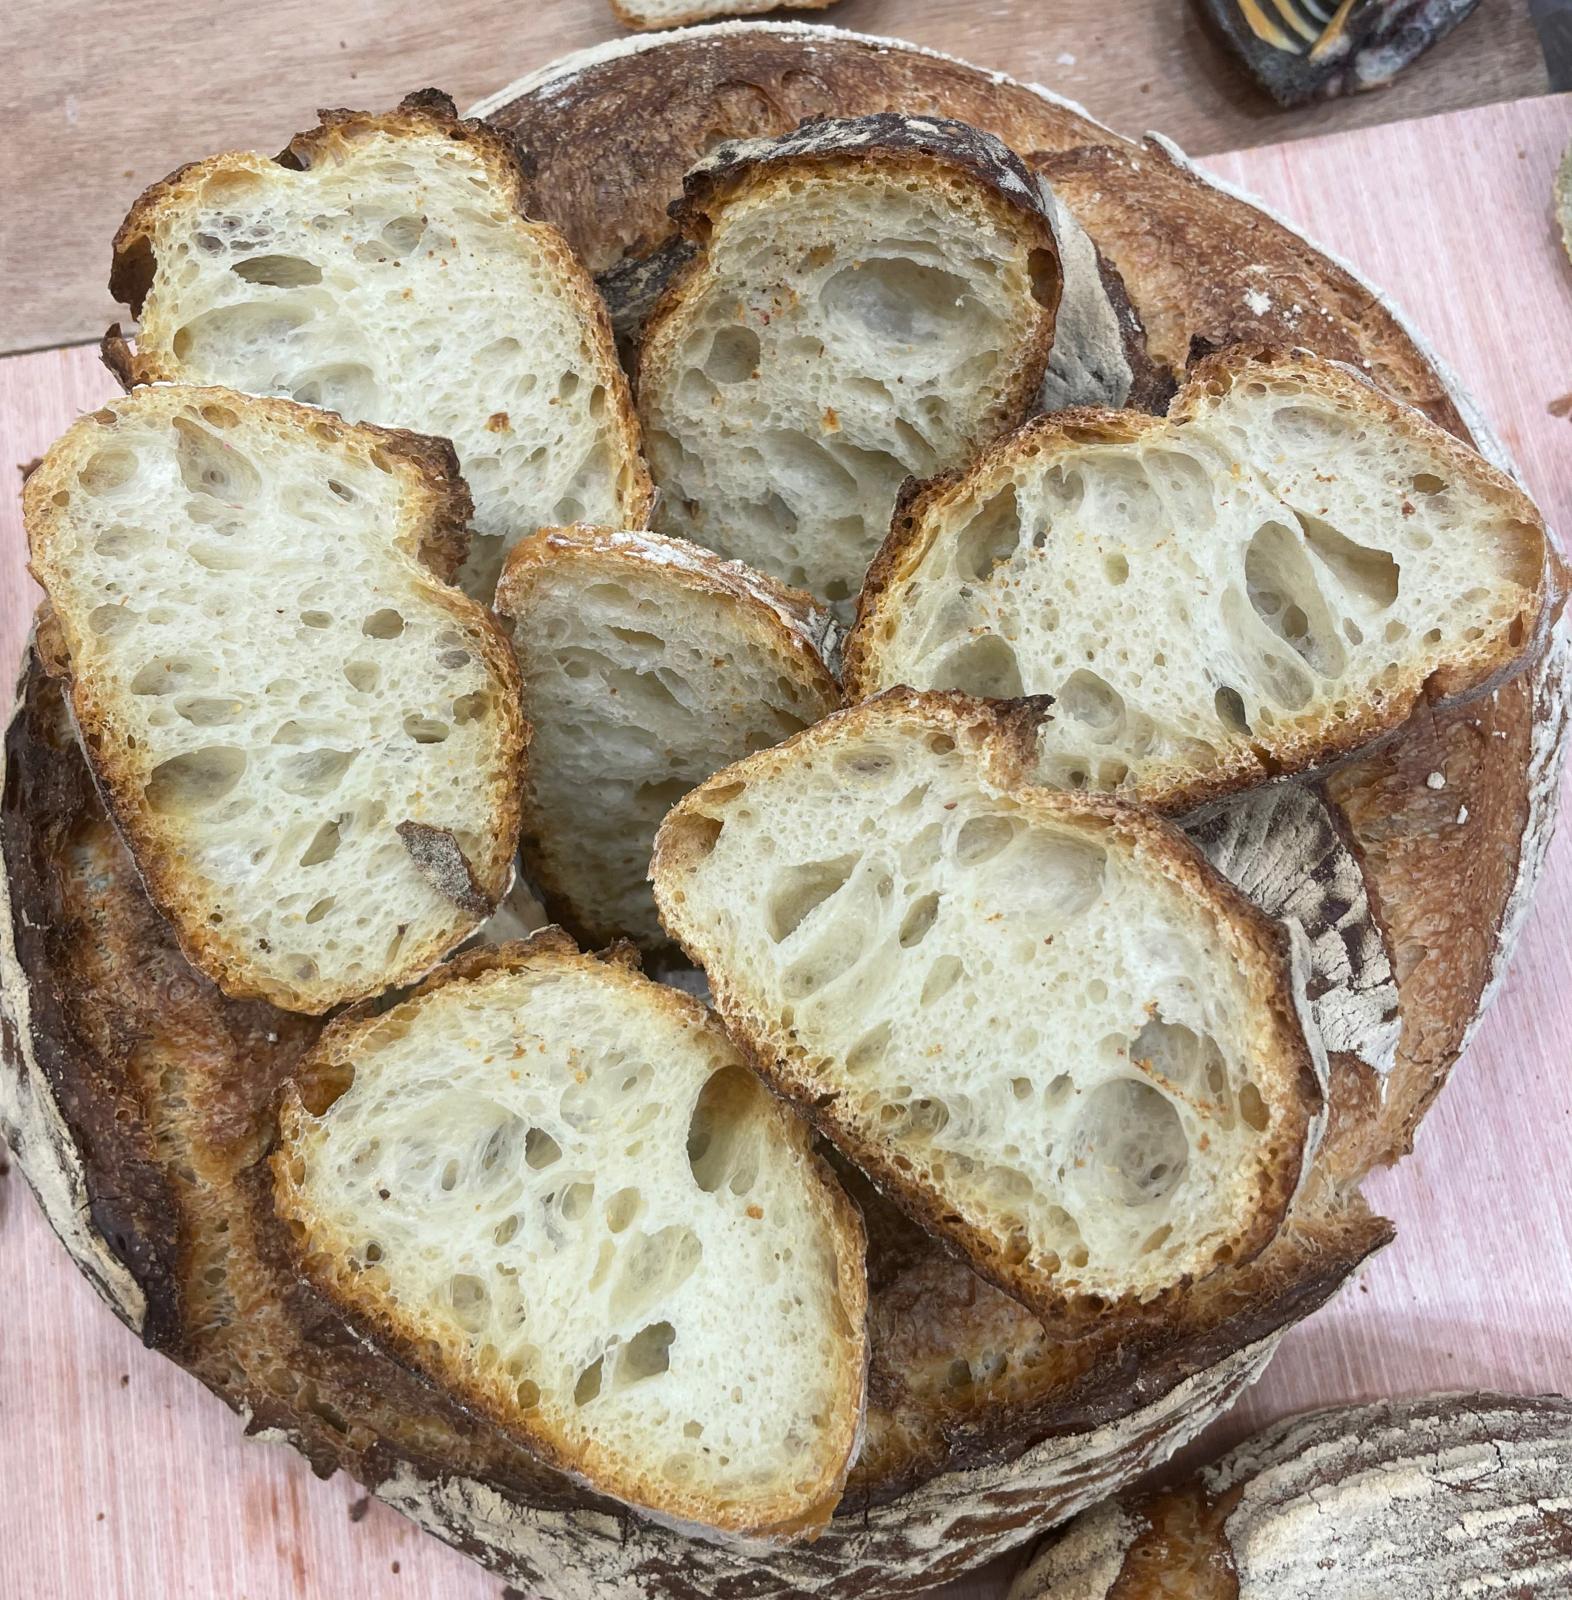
[846,346,1565,815]
[101,89,654,535]
[638,111,1063,435]
[652,687,1328,1321]
[23,385,529,1013]
[272,928,871,1542]
[495,525,842,948]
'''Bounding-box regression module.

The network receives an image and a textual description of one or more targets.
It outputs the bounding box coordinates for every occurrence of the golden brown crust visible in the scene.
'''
[848,348,1561,817]
[104,92,654,534]
[23,386,526,1014]
[272,932,870,1540]
[652,687,1326,1324]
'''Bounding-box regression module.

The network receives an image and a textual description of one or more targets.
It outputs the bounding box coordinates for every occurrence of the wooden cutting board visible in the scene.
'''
[1,90,1568,1600]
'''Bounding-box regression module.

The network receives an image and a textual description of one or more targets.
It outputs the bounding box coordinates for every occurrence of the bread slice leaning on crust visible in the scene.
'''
[851,345,1562,809]
[847,347,1562,814]
[105,90,652,601]
[495,525,841,950]
[638,112,1061,612]
[24,385,525,1013]
[652,690,1327,1322]
[1010,1392,1572,1599]
[271,931,869,1542]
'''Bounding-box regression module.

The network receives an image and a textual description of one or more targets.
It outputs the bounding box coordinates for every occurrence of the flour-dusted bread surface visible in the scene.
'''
[638,113,1061,611]
[107,91,651,600]
[272,932,868,1539]
[848,347,1560,813]
[610,0,841,29]
[496,526,840,949]
[652,690,1325,1319]
[24,386,524,1013]
[1010,1392,1572,1599]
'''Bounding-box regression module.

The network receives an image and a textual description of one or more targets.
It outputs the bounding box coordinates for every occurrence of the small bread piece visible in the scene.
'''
[652,690,1326,1319]
[1010,1392,1572,1599]
[495,526,840,949]
[106,91,651,599]
[638,113,1061,610]
[609,0,841,30]
[24,385,524,1013]
[272,932,868,1540]
[848,347,1561,812]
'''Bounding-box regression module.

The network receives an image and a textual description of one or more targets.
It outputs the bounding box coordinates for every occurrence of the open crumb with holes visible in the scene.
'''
[105,90,651,601]
[496,525,840,949]
[637,113,1061,614]
[271,930,868,1539]
[23,384,525,1013]
[848,347,1562,812]
[652,690,1327,1321]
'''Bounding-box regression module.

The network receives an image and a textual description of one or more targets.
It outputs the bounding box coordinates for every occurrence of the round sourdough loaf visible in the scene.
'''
[2,22,1566,1600]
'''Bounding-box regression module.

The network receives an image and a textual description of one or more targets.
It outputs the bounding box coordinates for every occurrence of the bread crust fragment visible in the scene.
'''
[1010,1391,1572,1598]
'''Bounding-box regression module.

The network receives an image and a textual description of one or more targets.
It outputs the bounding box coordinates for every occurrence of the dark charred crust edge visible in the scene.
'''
[1,656,187,1349]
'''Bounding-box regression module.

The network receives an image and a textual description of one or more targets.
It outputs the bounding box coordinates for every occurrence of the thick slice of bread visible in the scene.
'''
[847,347,1561,813]
[652,690,1326,1320]
[272,931,868,1540]
[24,385,524,1013]
[106,91,652,600]
[495,526,840,949]
[610,0,841,29]
[637,114,1061,611]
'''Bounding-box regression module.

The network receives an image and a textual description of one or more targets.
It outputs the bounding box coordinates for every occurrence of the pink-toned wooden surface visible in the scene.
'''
[1,91,1570,1600]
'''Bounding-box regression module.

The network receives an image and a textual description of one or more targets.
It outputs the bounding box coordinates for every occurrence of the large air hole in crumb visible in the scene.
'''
[524,1128,561,1169]
[616,1321,675,1387]
[1214,685,1251,735]
[935,633,1023,699]
[300,819,341,867]
[766,854,858,942]
[955,814,1016,866]
[898,892,940,948]
[448,1273,490,1333]
[573,1357,604,1406]
[687,1068,763,1195]
[172,416,262,503]
[79,448,139,495]
[921,954,963,1007]
[704,324,761,384]
[231,254,323,287]
[144,745,246,813]
[363,609,405,639]
[818,258,971,345]
[1244,521,1346,677]
[953,483,1021,580]
[278,747,356,797]
[1071,1079,1189,1208]
[1057,670,1125,738]
[1296,512,1399,610]
[609,1229,702,1324]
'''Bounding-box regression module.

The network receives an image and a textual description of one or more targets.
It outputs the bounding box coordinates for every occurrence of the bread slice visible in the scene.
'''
[846,347,1561,813]
[271,931,868,1540]
[105,90,651,600]
[651,690,1326,1319]
[637,113,1061,611]
[495,526,840,949]
[24,385,525,1013]
[609,0,841,29]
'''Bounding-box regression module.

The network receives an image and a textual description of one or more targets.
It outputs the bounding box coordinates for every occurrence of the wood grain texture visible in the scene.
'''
[1,90,1570,1600]
[0,0,1548,354]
